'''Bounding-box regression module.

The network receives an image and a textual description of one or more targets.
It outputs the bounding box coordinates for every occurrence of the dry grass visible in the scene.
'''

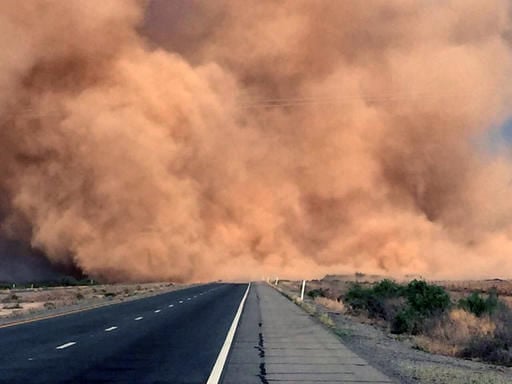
[415,309,495,355]
[314,296,345,313]
[317,312,335,327]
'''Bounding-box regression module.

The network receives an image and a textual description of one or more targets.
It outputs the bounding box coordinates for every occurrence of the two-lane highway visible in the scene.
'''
[0,283,249,384]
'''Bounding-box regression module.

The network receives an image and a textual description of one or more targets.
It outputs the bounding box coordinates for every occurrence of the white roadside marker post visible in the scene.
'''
[300,279,306,302]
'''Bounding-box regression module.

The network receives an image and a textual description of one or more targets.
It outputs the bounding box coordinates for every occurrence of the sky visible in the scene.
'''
[1,0,512,282]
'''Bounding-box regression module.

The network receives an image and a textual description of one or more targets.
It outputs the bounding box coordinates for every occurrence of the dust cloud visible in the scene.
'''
[1,0,512,282]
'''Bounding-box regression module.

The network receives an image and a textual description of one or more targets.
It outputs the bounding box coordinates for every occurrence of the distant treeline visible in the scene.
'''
[0,276,98,289]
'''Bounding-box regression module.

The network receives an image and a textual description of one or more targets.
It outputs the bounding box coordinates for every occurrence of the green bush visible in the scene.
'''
[344,280,404,320]
[343,284,372,311]
[307,288,329,299]
[389,280,450,335]
[458,290,499,317]
[404,280,450,315]
[344,279,451,335]
[392,308,419,334]
[372,279,403,298]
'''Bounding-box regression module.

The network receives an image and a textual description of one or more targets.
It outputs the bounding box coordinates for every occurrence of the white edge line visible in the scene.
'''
[206,283,251,384]
[56,341,76,350]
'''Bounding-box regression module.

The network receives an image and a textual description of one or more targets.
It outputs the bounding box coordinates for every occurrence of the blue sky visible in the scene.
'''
[482,118,512,153]
[500,118,512,143]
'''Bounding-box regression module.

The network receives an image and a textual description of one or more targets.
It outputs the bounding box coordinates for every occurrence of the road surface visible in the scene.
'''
[0,283,247,384]
[0,282,393,384]
[223,283,393,383]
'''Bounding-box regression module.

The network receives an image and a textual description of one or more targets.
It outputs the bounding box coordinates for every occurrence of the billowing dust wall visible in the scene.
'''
[1,0,512,282]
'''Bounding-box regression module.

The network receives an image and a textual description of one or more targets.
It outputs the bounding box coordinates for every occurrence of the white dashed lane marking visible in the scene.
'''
[56,342,76,350]
[179,300,184,304]
[105,326,118,332]
[154,309,161,313]
[168,304,174,308]
[134,317,143,321]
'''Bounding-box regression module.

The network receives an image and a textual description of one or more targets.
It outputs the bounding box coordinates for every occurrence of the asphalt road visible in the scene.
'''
[0,283,248,384]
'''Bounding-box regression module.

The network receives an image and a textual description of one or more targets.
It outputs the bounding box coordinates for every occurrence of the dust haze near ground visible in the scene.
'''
[0,239,59,282]
[0,0,512,282]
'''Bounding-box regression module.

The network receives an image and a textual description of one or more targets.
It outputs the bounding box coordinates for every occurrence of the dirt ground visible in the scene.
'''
[277,278,512,384]
[0,282,188,324]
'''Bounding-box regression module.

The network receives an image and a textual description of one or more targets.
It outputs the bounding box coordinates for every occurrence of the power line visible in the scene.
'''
[3,88,461,117]
[237,89,459,109]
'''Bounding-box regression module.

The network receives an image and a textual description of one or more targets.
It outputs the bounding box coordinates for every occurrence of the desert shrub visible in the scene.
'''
[404,280,450,316]
[344,279,451,334]
[458,290,499,317]
[462,336,512,366]
[372,279,403,298]
[1,294,19,303]
[60,277,78,286]
[416,309,496,355]
[307,288,329,299]
[392,308,417,334]
[75,292,84,300]
[391,280,450,334]
[416,299,512,366]
[104,292,116,298]
[343,284,372,311]
[461,304,512,366]
[28,276,94,288]
[344,280,404,320]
